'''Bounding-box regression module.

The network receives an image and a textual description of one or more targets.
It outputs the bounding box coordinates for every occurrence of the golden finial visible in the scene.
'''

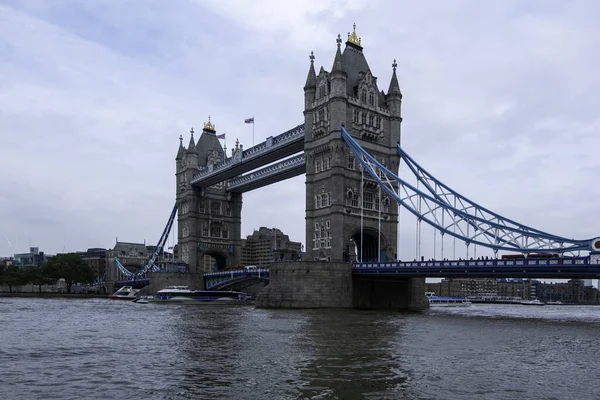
[203,115,215,131]
[347,22,361,47]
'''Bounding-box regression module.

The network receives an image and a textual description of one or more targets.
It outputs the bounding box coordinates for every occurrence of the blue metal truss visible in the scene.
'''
[341,126,596,254]
[115,202,178,279]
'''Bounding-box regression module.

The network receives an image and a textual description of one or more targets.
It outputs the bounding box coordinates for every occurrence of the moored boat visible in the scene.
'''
[147,286,251,305]
[520,299,545,306]
[426,293,472,307]
[109,286,140,300]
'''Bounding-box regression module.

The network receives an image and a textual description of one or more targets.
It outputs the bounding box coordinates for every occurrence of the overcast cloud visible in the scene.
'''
[1,0,599,260]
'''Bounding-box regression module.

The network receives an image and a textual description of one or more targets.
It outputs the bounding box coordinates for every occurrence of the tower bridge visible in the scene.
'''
[119,24,599,309]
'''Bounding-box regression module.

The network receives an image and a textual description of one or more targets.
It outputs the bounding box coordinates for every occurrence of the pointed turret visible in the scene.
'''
[331,35,344,74]
[186,128,197,154]
[330,34,347,100]
[304,51,316,91]
[387,60,403,144]
[304,51,317,109]
[176,135,185,160]
[387,59,402,97]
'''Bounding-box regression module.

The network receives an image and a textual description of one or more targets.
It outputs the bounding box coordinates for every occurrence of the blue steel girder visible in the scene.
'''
[191,124,305,187]
[340,126,595,253]
[226,154,306,193]
[203,269,270,289]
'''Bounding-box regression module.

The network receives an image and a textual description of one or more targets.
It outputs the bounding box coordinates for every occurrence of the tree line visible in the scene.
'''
[0,253,96,294]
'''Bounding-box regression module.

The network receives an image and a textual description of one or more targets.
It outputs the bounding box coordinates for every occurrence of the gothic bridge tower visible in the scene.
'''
[304,24,402,263]
[175,118,243,273]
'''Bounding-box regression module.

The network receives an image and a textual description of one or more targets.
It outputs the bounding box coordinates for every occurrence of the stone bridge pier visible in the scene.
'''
[255,262,428,310]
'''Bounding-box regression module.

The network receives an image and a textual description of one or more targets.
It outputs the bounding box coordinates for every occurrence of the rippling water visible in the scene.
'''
[1,298,599,399]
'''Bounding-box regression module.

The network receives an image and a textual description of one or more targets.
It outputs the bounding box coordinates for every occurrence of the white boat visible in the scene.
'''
[109,286,140,301]
[520,299,545,306]
[427,294,472,307]
[147,286,251,305]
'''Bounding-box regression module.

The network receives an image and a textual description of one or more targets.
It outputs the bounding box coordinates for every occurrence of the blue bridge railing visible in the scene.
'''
[352,256,599,278]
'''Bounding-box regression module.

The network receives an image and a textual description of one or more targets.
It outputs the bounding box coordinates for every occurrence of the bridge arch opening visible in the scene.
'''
[199,251,227,273]
[349,228,387,263]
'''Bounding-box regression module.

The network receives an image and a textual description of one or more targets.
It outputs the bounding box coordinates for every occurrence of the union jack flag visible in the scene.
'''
[244,117,254,124]
[216,133,225,139]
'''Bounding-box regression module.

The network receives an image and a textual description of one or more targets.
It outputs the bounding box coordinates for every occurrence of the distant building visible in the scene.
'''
[426,278,599,304]
[80,248,107,281]
[0,257,14,270]
[240,227,302,266]
[13,247,51,268]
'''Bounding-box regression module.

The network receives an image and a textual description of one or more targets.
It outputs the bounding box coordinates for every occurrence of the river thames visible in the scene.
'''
[1,298,599,400]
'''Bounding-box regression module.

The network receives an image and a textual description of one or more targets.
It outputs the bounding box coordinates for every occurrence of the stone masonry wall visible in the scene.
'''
[352,276,429,311]
[256,262,353,308]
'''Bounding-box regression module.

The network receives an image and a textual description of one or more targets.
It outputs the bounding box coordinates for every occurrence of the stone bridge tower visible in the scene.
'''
[175,118,243,273]
[304,25,402,263]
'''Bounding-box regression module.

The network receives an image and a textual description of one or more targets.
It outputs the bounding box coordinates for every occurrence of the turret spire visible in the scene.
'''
[388,59,401,96]
[187,127,197,153]
[176,134,185,160]
[332,34,344,73]
[304,51,316,91]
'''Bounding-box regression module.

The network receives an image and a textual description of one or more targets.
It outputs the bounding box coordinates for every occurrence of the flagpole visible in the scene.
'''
[252,117,255,147]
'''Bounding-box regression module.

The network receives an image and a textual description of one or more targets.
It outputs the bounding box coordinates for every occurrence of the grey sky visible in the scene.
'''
[0,0,598,260]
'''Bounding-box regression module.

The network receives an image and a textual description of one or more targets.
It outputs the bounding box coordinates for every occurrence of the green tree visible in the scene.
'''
[24,266,56,293]
[44,253,95,293]
[0,266,28,293]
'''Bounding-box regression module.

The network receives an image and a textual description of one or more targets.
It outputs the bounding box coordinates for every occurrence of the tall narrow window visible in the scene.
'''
[369,92,374,105]
[348,156,355,170]
[369,114,374,126]
[353,109,359,123]
[361,112,366,125]
[318,108,325,121]
[361,90,367,103]
[363,192,373,209]
[376,117,381,129]
[210,201,221,215]
[318,85,326,98]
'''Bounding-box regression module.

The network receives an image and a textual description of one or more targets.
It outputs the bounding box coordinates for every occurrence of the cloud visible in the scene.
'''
[0,0,599,264]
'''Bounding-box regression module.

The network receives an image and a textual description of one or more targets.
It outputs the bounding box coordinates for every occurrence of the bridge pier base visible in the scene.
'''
[255,262,428,311]
[256,262,352,308]
[352,276,429,311]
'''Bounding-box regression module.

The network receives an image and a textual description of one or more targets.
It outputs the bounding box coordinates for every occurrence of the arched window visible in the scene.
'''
[368,92,374,106]
[361,90,367,103]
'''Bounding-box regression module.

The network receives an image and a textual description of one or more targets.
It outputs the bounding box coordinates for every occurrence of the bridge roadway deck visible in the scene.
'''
[191,124,304,188]
[353,257,600,279]
[226,154,305,193]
